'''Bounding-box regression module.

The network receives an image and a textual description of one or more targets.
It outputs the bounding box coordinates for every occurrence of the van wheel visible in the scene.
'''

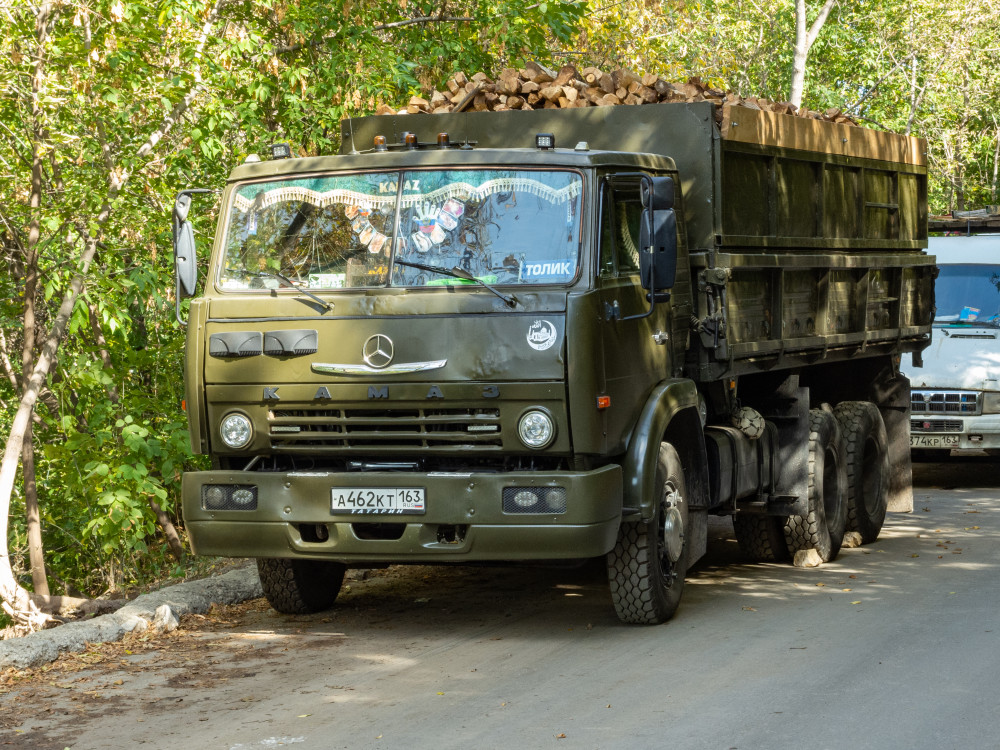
[608,443,688,624]
[733,513,790,562]
[833,401,889,544]
[257,558,346,614]
[784,409,848,563]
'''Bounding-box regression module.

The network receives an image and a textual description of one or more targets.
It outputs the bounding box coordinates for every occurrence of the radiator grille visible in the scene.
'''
[268,407,502,449]
[910,419,963,433]
[910,391,980,416]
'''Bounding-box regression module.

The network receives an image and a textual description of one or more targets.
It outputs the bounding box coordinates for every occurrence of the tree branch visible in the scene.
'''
[805,0,837,50]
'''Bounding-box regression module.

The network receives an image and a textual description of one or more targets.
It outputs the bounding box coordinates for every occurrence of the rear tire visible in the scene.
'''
[784,409,848,563]
[608,443,688,624]
[733,513,790,562]
[833,401,889,544]
[257,558,346,614]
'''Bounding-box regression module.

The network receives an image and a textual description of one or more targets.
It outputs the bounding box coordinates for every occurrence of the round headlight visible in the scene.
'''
[518,410,555,449]
[204,486,225,509]
[220,412,253,449]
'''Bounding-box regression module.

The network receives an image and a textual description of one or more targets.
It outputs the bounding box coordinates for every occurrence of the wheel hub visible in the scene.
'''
[662,488,685,564]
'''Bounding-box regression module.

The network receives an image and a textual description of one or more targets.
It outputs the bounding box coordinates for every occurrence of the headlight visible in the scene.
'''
[517,409,555,449]
[983,392,1000,414]
[220,412,253,449]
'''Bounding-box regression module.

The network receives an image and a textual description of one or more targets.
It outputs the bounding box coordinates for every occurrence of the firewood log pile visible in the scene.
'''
[376,62,858,127]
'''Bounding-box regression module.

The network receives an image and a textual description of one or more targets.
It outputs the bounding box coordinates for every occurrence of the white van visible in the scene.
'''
[902,234,1000,456]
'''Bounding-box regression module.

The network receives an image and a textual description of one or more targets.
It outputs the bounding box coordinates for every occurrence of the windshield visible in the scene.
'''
[218,169,583,291]
[934,264,1000,325]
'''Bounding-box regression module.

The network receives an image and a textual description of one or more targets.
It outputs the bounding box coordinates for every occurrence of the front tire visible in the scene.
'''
[257,558,346,614]
[608,443,689,624]
[784,409,848,563]
[833,401,889,544]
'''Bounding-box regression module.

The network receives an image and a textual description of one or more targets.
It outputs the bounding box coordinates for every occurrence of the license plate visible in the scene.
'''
[910,434,959,448]
[330,487,425,515]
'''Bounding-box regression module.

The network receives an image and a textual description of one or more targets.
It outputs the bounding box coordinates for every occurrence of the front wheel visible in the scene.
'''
[257,558,346,614]
[608,442,689,624]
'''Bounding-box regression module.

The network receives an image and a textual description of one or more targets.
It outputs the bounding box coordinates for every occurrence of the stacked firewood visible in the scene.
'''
[376,62,858,127]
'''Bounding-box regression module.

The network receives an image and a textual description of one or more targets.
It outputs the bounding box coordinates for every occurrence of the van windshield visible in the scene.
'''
[934,264,1000,325]
[218,169,582,291]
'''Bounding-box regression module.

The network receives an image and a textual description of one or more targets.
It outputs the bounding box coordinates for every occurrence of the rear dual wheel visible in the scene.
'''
[833,401,889,544]
[733,513,790,562]
[783,409,848,563]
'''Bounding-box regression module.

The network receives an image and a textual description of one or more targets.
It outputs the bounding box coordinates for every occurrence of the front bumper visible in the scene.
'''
[910,414,1000,452]
[182,465,623,563]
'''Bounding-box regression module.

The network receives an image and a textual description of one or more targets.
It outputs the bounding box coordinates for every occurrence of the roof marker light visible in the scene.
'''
[535,133,555,150]
[404,132,418,149]
[374,135,388,152]
[437,132,450,149]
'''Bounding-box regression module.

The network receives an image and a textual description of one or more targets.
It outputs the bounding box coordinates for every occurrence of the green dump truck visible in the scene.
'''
[173,102,933,624]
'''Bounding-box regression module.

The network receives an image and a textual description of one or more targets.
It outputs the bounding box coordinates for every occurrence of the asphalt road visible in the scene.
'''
[5,457,1000,750]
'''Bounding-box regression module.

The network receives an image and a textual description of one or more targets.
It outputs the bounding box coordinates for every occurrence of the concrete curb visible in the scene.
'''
[0,565,263,671]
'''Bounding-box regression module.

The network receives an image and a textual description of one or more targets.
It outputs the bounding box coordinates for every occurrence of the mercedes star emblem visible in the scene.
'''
[362,334,394,369]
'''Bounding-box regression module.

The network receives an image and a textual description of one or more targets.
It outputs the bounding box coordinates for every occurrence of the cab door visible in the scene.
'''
[596,174,673,453]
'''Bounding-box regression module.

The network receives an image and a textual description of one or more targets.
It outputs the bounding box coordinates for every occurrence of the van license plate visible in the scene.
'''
[910,435,959,448]
[331,488,426,515]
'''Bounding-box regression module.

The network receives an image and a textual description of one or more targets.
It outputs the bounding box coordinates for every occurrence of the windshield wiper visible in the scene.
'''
[251,270,333,313]
[394,259,517,308]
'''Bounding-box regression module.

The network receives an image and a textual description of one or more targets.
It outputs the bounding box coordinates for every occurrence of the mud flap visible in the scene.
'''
[874,372,914,512]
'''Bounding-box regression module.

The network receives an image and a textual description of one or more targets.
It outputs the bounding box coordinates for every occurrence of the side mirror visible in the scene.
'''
[173,193,198,298]
[639,176,678,292]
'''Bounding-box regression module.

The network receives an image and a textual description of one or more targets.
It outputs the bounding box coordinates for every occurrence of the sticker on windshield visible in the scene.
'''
[520,259,575,281]
[308,273,346,289]
[960,306,981,321]
[527,319,558,351]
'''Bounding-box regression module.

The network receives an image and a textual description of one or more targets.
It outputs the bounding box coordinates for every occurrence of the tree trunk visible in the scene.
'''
[789,0,809,109]
[149,499,186,563]
[0,239,98,628]
[789,0,837,109]
[23,426,49,596]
